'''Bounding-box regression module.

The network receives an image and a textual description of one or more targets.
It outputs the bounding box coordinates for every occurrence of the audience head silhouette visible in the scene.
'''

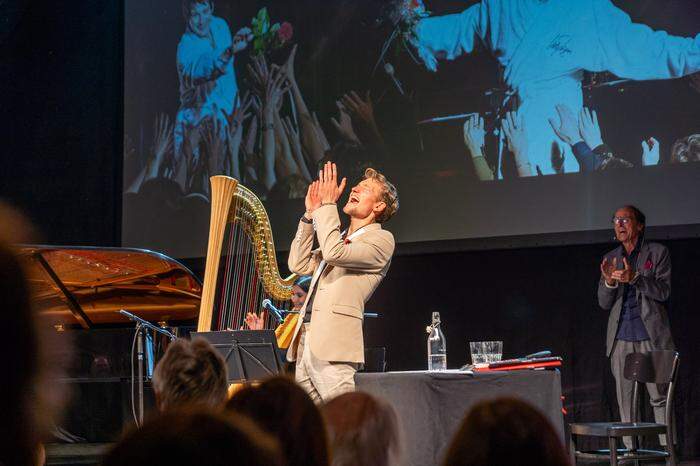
[322,391,401,466]
[226,375,330,466]
[152,337,228,411]
[103,409,283,466]
[442,397,571,466]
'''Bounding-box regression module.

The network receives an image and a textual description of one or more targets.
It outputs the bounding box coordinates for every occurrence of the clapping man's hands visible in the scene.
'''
[304,180,321,217]
[601,257,618,286]
[611,257,636,283]
[317,162,347,205]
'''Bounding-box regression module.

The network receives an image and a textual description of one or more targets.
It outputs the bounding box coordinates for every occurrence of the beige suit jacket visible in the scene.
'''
[286,204,395,364]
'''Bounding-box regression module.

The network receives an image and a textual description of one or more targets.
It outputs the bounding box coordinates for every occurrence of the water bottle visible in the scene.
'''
[427,311,447,371]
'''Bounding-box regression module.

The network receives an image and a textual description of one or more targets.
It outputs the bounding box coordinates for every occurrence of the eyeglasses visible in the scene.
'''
[612,217,633,225]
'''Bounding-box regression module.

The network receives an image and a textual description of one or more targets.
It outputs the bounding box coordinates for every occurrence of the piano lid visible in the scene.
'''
[17,245,202,328]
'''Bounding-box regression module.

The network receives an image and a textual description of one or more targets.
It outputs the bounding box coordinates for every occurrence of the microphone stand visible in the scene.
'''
[118,309,177,424]
[279,309,380,319]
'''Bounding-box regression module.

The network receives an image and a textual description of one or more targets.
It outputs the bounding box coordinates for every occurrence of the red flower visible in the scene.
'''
[644,259,653,270]
[278,22,293,42]
[344,238,352,245]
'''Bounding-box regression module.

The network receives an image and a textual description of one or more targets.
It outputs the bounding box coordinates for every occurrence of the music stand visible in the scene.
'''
[191,330,283,383]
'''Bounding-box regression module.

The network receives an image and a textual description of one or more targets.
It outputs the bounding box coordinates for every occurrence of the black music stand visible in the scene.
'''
[191,330,284,383]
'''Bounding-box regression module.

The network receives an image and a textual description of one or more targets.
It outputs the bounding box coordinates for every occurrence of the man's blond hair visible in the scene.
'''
[364,168,398,223]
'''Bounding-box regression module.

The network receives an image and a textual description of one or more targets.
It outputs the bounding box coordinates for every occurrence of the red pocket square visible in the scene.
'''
[644,259,653,270]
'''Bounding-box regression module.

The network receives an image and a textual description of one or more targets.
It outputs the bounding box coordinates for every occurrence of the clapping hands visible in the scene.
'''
[601,256,636,285]
[305,162,346,215]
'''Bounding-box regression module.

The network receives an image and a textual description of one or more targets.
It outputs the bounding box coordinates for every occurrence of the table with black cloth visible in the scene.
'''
[355,369,564,466]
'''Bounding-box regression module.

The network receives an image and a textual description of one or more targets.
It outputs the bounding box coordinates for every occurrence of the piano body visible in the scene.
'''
[18,245,202,443]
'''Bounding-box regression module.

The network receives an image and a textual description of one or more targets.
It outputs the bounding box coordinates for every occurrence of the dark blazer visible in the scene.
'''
[598,241,674,357]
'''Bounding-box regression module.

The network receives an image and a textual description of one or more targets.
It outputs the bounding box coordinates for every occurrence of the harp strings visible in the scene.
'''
[215,193,289,331]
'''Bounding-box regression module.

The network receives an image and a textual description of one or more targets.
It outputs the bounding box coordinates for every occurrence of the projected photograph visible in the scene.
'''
[123,0,700,258]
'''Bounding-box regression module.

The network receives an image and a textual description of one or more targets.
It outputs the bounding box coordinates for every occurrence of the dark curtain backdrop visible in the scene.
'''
[0,0,123,246]
[1,0,698,460]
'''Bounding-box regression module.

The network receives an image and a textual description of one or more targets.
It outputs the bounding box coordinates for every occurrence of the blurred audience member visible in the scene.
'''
[0,241,43,466]
[322,392,401,466]
[0,201,40,244]
[670,133,700,163]
[0,208,68,466]
[103,409,282,466]
[226,376,329,466]
[442,397,570,466]
[152,338,228,411]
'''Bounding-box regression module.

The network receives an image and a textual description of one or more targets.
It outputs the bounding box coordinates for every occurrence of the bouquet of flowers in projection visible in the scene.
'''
[250,7,293,56]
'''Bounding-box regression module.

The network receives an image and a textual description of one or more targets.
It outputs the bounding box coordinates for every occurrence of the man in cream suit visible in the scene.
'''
[287,162,399,402]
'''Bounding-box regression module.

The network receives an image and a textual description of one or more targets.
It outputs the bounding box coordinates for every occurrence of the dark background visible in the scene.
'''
[1,0,699,459]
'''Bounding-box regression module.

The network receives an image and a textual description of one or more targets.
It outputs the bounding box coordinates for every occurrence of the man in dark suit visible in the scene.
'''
[598,205,674,446]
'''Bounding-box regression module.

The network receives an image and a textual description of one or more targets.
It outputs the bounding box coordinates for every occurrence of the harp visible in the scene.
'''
[197,176,297,332]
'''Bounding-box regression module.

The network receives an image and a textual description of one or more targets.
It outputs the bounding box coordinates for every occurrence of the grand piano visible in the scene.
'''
[18,245,202,445]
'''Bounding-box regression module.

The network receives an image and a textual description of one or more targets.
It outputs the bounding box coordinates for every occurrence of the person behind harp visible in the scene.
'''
[244,276,311,357]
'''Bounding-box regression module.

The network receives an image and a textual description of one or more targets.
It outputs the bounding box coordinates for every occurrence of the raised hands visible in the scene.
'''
[578,107,603,149]
[642,137,660,166]
[341,91,377,130]
[331,101,360,144]
[549,104,581,146]
[305,180,321,215]
[230,92,254,130]
[202,116,226,176]
[502,110,532,177]
[317,162,347,205]
[282,116,313,182]
[262,65,291,114]
[463,114,485,158]
[282,44,298,86]
[153,113,174,163]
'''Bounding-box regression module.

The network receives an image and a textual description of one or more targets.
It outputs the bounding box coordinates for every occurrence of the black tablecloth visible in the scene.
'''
[355,370,564,466]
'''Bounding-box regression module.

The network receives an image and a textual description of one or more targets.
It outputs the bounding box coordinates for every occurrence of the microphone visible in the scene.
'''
[261,299,285,323]
[383,62,405,96]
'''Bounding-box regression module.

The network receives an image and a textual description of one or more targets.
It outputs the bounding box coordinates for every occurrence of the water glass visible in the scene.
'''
[469,341,503,364]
